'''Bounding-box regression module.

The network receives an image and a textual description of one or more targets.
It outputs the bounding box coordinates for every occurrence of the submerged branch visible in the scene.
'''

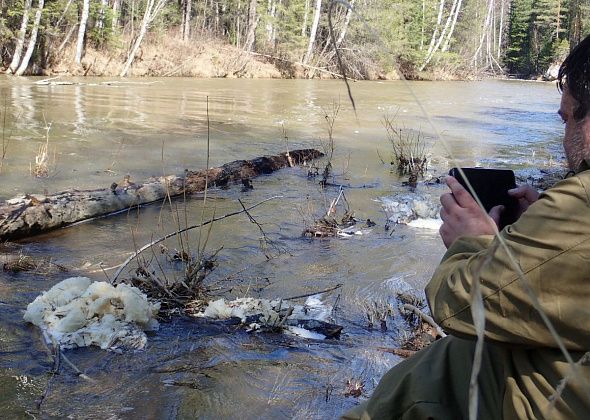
[111,196,282,282]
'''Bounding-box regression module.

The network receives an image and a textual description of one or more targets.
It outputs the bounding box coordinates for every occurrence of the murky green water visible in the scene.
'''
[0,76,563,418]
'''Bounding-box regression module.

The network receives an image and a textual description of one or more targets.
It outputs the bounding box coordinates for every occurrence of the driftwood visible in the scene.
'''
[0,149,322,241]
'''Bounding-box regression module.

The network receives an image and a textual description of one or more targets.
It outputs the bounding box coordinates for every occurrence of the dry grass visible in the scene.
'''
[30,120,55,178]
[50,34,281,78]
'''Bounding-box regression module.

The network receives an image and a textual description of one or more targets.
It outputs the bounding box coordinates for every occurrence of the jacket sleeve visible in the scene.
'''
[426,175,590,350]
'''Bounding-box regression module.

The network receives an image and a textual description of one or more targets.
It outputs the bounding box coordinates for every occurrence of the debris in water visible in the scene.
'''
[194,295,342,339]
[380,193,441,228]
[24,277,160,350]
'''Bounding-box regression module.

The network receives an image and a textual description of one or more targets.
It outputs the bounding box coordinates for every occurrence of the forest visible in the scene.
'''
[1,0,589,79]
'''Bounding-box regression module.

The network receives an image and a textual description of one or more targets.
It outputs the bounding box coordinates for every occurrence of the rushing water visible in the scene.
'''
[0,76,563,419]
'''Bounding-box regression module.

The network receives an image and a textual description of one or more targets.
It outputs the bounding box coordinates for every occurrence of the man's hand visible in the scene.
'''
[439,176,502,248]
[508,184,539,219]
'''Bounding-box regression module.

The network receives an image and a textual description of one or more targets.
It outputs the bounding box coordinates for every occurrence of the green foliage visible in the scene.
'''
[87,1,117,48]
[506,0,534,75]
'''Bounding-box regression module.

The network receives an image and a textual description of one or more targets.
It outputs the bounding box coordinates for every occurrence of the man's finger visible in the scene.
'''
[488,205,505,228]
[440,192,460,212]
[445,176,476,208]
[508,185,539,202]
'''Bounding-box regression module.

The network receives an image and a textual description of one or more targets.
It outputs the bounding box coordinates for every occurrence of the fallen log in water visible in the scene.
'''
[0,149,323,241]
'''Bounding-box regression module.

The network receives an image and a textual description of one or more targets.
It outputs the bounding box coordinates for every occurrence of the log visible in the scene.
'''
[0,149,323,241]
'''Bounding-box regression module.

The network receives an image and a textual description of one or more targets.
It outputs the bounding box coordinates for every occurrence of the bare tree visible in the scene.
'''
[15,0,45,76]
[7,0,33,74]
[420,0,462,71]
[244,0,258,51]
[120,0,169,76]
[75,0,90,64]
[424,0,446,59]
[302,0,310,36]
[303,0,321,65]
[336,0,354,46]
[181,0,192,41]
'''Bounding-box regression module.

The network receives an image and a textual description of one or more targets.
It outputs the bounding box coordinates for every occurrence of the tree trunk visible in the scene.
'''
[112,0,121,29]
[336,0,354,46]
[7,0,33,74]
[120,0,168,77]
[425,0,446,58]
[441,0,463,52]
[182,0,192,41]
[301,0,310,36]
[266,0,276,44]
[303,0,321,65]
[568,0,582,49]
[15,0,45,76]
[472,0,494,68]
[244,0,258,51]
[420,0,460,71]
[497,0,504,60]
[0,149,322,241]
[75,0,90,64]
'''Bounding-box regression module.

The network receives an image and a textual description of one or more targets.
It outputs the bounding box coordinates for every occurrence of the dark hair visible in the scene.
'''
[558,34,590,121]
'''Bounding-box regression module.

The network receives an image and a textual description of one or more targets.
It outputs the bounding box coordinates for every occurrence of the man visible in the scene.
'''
[343,35,590,419]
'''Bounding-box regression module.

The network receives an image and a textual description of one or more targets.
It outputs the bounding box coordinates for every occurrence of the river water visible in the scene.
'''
[0,77,563,418]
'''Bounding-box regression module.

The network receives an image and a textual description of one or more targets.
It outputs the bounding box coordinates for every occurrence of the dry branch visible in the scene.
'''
[0,149,322,241]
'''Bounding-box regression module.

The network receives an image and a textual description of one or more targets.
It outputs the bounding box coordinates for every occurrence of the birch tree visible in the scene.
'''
[7,0,33,74]
[15,0,45,76]
[420,0,462,71]
[303,0,321,64]
[75,0,90,64]
[336,0,354,46]
[120,0,169,76]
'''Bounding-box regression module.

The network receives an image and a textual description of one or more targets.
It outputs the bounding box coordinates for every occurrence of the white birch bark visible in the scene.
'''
[441,0,463,52]
[420,0,460,71]
[336,0,354,46]
[7,0,33,74]
[120,0,169,76]
[303,0,321,65]
[15,0,45,76]
[425,0,446,58]
[301,0,310,36]
[266,0,277,43]
[97,0,108,29]
[472,0,494,67]
[75,0,90,64]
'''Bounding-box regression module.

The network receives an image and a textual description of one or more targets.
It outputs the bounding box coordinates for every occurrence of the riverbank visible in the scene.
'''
[32,34,473,81]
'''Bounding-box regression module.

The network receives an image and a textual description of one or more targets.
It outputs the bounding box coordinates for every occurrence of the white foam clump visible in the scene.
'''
[407,218,443,230]
[380,193,441,229]
[24,277,160,350]
[198,295,332,339]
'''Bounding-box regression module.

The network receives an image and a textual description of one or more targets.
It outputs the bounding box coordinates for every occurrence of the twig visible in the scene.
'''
[401,303,446,338]
[111,196,282,282]
[377,347,416,358]
[284,283,343,301]
[60,351,95,382]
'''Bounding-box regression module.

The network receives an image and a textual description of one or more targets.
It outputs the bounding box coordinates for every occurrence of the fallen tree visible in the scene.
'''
[0,149,322,241]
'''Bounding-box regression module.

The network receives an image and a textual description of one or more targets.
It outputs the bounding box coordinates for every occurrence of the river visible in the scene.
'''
[0,77,563,419]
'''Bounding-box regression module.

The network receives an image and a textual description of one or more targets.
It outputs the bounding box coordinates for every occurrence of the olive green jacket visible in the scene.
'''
[425,162,590,417]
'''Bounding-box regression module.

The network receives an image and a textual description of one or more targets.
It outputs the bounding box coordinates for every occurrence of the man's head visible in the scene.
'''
[558,35,590,170]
